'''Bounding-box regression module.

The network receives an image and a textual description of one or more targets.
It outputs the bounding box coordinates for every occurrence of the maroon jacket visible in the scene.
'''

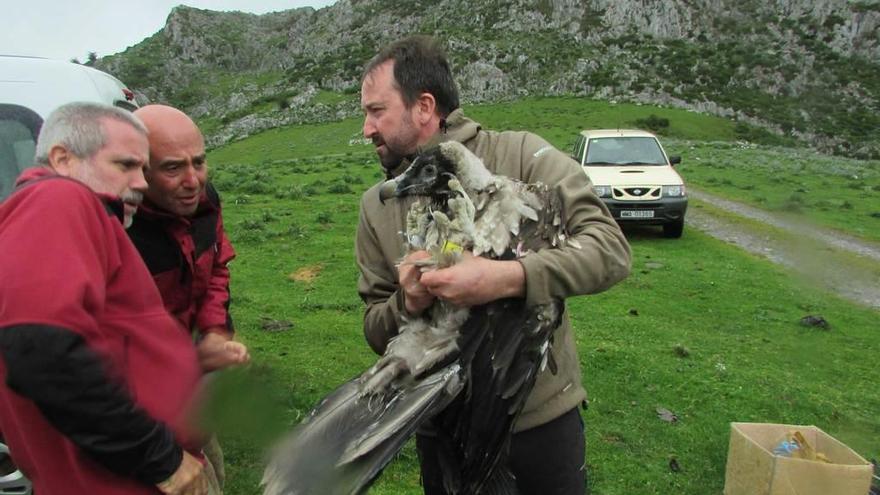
[0,168,202,495]
[127,183,235,338]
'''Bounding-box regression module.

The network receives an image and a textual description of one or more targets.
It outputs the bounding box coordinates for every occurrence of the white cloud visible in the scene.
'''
[1,0,336,62]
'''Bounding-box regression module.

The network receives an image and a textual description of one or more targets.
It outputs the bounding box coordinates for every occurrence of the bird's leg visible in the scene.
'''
[361,356,408,394]
[411,336,460,377]
[409,305,470,377]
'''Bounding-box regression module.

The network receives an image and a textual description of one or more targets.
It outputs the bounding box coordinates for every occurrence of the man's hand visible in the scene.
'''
[419,252,525,307]
[197,331,250,372]
[399,250,435,315]
[156,451,208,495]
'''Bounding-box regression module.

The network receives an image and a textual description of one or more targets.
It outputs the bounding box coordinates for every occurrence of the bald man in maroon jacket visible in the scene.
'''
[128,104,250,492]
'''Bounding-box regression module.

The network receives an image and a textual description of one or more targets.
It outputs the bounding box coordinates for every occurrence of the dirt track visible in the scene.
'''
[685,189,880,310]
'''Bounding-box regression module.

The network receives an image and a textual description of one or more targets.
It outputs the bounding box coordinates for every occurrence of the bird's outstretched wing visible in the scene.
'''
[262,363,464,495]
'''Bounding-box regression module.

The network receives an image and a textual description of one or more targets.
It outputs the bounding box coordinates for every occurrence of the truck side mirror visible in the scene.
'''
[669,155,681,165]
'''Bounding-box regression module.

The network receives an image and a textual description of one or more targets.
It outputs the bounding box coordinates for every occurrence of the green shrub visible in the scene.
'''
[275,184,308,200]
[315,212,333,224]
[327,183,353,194]
[633,114,670,133]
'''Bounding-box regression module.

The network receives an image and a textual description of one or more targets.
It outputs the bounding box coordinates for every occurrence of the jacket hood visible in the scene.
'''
[15,166,54,186]
[425,109,481,149]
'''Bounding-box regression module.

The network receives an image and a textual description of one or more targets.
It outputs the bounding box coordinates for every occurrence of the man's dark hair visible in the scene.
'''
[363,35,460,118]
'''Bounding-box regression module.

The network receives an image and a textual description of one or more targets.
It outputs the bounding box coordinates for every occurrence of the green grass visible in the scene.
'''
[577,228,878,493]
[667,140,880,242]
[313,89,352,106]
[203,97,879,494]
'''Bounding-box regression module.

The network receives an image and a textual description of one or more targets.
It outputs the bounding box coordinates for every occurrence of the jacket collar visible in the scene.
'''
[15,167,126,223]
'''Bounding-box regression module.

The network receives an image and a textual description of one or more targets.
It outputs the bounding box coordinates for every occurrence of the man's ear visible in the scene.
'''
[47,145,79,177]
[414,92,437,125]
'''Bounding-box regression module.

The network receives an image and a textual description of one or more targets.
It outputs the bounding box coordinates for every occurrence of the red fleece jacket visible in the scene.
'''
[0,168,202,494]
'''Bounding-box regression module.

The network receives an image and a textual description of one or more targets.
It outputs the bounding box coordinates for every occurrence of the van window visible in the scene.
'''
[0,104,42,201]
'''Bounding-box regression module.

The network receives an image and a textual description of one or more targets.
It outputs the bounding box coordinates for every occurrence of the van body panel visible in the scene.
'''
[0,55,138,201]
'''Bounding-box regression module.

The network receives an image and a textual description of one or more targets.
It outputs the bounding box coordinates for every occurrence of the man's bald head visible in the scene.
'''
[133,105,208,217]
[134,104,204,152]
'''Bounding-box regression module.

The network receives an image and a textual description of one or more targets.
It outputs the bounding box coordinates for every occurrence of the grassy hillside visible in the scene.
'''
[204,97,879,494]
[210,96,880,242]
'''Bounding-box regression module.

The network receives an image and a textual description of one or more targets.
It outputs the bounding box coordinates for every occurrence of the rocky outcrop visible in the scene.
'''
[97,0,880,157]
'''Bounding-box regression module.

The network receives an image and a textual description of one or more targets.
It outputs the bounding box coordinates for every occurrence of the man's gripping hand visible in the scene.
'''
[197,331,250,372]
[418,251,525,307]
[399,250,436,316]
[156,451,208,495]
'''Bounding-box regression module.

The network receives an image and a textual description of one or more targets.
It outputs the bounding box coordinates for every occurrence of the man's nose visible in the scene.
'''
[181,165,199,187]
[131,167,148,192]
[363,117,375,138]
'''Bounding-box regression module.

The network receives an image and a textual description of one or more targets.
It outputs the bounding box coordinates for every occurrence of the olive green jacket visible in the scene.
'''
[355,109,631,431]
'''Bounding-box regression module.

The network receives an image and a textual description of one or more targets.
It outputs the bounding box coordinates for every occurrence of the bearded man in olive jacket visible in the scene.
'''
[355,36,632,495]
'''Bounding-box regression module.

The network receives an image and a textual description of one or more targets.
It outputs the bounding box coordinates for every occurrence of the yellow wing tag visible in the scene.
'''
[441,241,463,254]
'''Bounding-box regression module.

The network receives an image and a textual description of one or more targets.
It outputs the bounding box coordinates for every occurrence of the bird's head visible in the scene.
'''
[379,145,456,204]
[378,142,493,204]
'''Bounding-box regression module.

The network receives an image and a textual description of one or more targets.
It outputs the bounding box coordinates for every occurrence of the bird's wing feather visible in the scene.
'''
[430,297,563,494]
[262,364,464,495]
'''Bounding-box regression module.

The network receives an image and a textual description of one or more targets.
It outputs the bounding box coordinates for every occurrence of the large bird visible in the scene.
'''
[262,141,578,495]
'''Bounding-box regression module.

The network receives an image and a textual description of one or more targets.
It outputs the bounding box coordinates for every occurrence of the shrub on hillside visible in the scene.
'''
[634,114,670,133]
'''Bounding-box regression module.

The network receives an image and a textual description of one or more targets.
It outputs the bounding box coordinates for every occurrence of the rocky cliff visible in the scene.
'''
[98,0,880,157]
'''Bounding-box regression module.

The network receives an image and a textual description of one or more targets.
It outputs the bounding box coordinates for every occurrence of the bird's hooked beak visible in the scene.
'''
[378,179,399,205]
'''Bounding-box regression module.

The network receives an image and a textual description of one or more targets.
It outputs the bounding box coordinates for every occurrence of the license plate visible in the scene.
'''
[620,210,654,218]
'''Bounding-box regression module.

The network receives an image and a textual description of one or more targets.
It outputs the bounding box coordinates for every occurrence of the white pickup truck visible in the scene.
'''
[572,128,688,238]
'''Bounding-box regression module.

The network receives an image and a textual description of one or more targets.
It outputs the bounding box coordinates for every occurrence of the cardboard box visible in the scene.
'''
[724,422,872,495]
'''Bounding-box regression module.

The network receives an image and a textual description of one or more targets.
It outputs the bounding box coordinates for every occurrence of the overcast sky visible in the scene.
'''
[1,0,338,62]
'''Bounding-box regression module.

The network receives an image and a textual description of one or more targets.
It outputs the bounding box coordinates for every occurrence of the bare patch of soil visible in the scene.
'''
[289,264,324,283]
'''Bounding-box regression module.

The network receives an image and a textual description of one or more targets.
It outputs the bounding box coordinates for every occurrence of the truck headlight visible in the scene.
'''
[662,185,685,197]
[593,185,611,198]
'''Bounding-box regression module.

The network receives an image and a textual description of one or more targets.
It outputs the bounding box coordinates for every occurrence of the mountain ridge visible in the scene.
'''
[97,0,880,157]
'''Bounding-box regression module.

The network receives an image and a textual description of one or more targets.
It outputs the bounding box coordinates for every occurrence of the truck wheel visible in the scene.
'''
[663,218,684,238]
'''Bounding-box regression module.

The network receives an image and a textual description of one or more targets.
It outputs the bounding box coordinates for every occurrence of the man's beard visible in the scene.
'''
[374,112,420,171]
[72,162,143,228]
[121,190,144,229]
[376,142,409,170]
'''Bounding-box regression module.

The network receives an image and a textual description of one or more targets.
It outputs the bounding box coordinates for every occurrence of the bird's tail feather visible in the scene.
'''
[262,364,464,495]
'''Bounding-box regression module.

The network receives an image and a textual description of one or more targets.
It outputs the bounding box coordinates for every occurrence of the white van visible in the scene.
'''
[0,55,138,200]
[572,129,688,238]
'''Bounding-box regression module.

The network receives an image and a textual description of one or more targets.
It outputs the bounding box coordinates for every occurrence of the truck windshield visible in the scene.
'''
[585,137,666,165]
